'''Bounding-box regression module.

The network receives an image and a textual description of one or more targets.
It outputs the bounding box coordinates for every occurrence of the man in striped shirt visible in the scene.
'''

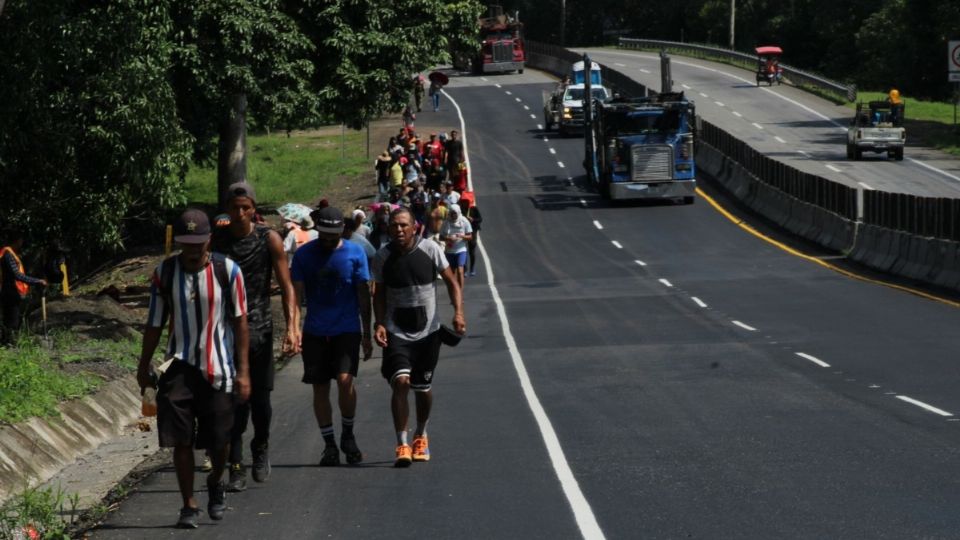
[137,209,250,529]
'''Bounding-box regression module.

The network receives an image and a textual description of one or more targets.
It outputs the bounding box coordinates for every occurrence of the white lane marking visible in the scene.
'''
[505,90,512,95]
[858,182,875,190]
[774,136,787,144]
[752,122,764,130]
[450,91,606,540]
[543,136,550,142]
[481,77,488,82]
[614,62,625,67]
[580,199,587,206]
[796,352,830,368]
[797,150,810,156]
[516,97,522,102]
[593,220,603,230]
[634,260,647,267]
[732,111,742,118]
[549,148,557,154]
[732,320,757,331]
[681,84,691,89]
[557,161,566,168]
[639,68,651,74]
[907,158,960,183]
[692,297,707,308]
[494,84,502,88]
[537,124,543,130]
[658,279,673,288]
[699,92,709,98]
[896,395,954,417]
[530,114,537,119]
[714,101,725,107]
[523,105,530,110]
[825,164,842,173]
[611,241,623,249]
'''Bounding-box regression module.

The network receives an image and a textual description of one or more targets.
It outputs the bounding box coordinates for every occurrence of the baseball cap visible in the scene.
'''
[173,209,211,244]
[352,209,366,220]
[312,207,344,234]
[224,182,257,205]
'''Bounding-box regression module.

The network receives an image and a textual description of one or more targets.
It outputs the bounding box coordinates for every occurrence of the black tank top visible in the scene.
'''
[212,224,274,335]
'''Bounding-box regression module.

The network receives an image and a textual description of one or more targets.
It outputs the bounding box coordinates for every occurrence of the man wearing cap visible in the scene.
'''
[291,207,373,466]
[439,204,473,291]
[212,182,299,491]
[137,209,250,528]
[372,207,466,467]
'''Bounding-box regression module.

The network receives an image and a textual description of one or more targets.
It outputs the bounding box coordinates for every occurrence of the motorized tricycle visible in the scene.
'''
[755,46,783,86]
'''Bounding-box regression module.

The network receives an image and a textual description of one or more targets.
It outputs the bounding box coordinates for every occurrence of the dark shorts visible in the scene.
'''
[301,332,361,384]
[445,251,467,269]
[249,332,275,392]
[381,331,441,392]
[157,361,235,450]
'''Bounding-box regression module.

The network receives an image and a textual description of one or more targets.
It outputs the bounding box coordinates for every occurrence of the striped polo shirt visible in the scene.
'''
[146,256,247,391]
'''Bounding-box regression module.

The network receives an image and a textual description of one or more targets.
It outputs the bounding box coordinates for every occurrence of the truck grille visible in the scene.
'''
[631,145,674,181]
[491,42,513,63]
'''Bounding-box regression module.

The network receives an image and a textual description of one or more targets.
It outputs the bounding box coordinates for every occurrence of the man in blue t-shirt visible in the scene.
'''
[291,207,372,466]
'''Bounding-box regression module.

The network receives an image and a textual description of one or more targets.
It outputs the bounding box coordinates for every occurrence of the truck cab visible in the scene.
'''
[543,61,611,135]
[846,100,905,161]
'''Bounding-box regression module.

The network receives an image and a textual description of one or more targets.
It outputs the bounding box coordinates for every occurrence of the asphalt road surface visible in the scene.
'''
[94,66,960,539]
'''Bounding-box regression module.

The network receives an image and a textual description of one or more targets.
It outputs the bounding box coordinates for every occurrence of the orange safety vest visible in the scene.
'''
[0,246,30,297]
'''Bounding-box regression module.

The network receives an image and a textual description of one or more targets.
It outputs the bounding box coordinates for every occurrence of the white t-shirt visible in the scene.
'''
[439,216,472,254]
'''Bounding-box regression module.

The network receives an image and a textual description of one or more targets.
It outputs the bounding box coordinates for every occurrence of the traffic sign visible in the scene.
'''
[949,40,960,80]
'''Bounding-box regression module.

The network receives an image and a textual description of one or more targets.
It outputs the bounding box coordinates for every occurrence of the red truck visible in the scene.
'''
[471,5,525,74]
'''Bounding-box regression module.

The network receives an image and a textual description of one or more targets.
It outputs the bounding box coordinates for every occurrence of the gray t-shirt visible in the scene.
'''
[372,238,449,342]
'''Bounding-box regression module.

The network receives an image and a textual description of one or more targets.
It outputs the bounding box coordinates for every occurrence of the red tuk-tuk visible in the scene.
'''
[755,46,783,86]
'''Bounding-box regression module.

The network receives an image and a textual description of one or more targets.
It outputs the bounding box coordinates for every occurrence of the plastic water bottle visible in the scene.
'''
[141,373,158,417]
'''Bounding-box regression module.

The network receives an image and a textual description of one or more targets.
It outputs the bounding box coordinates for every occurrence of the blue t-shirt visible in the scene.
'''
[291,239,370,336]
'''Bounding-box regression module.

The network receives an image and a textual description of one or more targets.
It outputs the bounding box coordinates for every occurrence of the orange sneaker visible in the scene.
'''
[412,436,430,462]
[394,444,413,467]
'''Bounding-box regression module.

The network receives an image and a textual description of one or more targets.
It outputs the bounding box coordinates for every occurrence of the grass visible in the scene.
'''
[0,329,142,424]
[848,92,960,156]
[183,129,373,206]
[0,484,78,539]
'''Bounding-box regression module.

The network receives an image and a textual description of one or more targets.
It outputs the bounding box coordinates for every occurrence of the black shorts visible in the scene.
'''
[301,332,361,384]
[381,330,441,392]
[249,331,275,392]
[157,361,235,450]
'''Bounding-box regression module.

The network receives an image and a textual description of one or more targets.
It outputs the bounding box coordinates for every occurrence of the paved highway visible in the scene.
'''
[94,69,960,538]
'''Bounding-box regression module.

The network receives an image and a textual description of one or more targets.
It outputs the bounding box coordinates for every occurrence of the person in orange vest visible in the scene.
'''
[1,230,47,346]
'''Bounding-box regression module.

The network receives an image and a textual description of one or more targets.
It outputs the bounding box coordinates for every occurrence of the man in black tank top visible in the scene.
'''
[212,182,300,490]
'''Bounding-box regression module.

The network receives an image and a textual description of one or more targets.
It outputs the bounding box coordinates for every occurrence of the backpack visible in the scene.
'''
[157,252,233,324]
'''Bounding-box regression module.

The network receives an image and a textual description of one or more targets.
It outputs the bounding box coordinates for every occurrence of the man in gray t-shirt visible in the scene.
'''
[372,208,465,467]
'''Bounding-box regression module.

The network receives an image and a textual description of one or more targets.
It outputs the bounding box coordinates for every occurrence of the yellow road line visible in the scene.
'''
[695,187,960,308]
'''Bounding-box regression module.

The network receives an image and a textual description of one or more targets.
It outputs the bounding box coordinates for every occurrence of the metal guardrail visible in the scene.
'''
[618,38,857,103]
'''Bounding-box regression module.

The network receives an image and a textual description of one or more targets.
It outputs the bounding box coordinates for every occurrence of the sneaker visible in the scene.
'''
[412,436,430,462]
[201,455,212,472]
[251,443,270,483]
[226,463,246,492]
[469,271,477,277]
[394,444,413,468]
[340,435,363,465]
[319,444,340,467]
[177,506,201,529]
[207,480,226,520]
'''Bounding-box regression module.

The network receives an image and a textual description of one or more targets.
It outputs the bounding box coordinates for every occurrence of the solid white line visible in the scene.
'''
[449,91,606,540]
[795,352,830,368]
[896,395,954,417]
[858,182,875,190]
[549,148,557,154]
[691,297,707,308]
[907,157,960,183]
[732,320,757,331]
[523,105,530,110]
[825,164,842,173]
[732,111,742,117]
[557,161,566,168]
[634,260,647,266]
[752,122,764,130]
[774,136,787,144]
[593,220,603,230]
[714,101,725,107]
[681,84,691,89]
[658,279,673,288]
[611,241,623,249]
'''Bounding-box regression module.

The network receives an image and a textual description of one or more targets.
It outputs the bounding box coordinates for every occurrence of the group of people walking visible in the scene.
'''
[137,178,467,529]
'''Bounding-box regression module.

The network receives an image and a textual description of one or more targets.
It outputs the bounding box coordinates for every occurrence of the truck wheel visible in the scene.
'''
[599,177,611,200]
[854,148,862,161]
[846,144,853,159]
[895,148,904,161]
[682,196,695,205]
[518,68,524,74]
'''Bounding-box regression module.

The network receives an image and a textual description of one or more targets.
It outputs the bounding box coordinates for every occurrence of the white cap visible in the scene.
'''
[352,209,366,220]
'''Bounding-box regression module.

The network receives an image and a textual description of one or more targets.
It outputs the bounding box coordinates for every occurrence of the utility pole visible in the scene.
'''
[729,0,736,50]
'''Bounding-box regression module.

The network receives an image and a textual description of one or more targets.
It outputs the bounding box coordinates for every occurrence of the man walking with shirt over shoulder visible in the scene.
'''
[212,182,300,491]
[372,207,465,467]
[291,207,373,466]
[137,209,250,528]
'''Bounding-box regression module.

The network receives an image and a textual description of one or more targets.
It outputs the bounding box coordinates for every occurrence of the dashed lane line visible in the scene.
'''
[895,395,953,417]
[796,352,830,368]
[557,161,566,168]
[634,260,647,267]
[714,101,725,107]
[593,220,603,230]
[774,136,787,144]
[658,279,673,288]
[549,148,557,154]
[752,122,764,130]
[692,297,707,308]
[732,320,757,331]
[858,182,875,190]
[732,111,742,117]
[611,241,623,249]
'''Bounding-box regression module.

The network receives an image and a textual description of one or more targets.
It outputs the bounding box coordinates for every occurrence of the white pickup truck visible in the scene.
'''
[846,101,905,161]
